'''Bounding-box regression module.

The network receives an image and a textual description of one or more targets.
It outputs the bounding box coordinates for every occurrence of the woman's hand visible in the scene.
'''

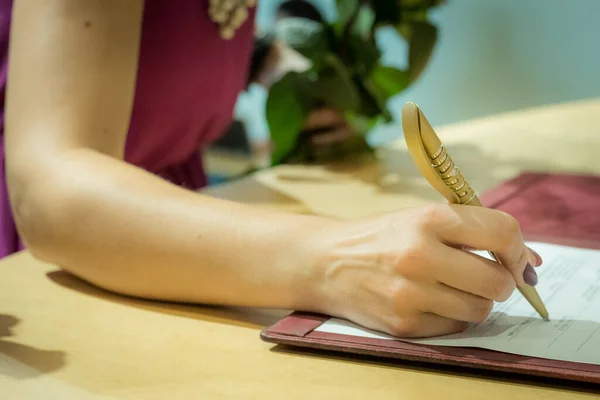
[302,107,354,147]
[307,204,542,338]
[250,38,356,151]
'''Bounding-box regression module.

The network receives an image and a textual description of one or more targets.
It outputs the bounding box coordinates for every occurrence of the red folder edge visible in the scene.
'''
[260,172,600,384]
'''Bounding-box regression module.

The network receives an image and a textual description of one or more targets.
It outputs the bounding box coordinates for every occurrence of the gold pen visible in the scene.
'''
[401,102,549,321]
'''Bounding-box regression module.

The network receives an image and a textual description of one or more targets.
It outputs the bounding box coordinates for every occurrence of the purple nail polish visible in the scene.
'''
[527,246,543,266]
[523,263,538,286]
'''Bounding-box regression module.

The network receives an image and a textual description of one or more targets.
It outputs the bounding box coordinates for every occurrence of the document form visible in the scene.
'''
[315,242,600,365]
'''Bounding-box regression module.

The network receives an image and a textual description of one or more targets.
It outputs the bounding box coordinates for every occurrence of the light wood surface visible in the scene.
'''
[2,99,600,399]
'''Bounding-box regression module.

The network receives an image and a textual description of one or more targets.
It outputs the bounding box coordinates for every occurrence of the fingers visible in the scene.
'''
[460,245,542,267]
[422,282,494,323]
[303,108,345,131]
[431,244,516,302]
[418,205,536,287]
[390,313,469,338]
[391,283,492,338]
[303,108,353,147]
[527,245,543,266]
[310,126,353,146]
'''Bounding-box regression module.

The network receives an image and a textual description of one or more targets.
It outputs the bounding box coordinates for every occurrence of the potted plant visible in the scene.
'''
[266,0,445,166]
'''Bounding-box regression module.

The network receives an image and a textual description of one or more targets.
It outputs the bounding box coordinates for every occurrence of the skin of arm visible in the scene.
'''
[4,0,327,311]
[4,1,539,338]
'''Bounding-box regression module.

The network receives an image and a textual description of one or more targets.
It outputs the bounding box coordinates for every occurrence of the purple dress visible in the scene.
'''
[0,0,256,258]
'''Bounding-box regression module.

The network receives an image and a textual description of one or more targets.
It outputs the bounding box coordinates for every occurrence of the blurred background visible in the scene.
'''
[206,0,600,183]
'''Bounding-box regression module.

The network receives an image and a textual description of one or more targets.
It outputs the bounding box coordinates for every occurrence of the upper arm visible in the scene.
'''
[4,0,144,176]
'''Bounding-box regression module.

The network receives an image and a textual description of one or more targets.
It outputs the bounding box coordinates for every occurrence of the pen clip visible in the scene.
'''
[401,102,477,205]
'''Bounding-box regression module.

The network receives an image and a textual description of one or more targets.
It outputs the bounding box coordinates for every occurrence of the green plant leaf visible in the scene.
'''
[310,54,360,112]
[372,0,400,26]
[370,64,410,98]
[274,17,329,61]
[354,79,383,118]
[407,21,437,82]
[395,22,412,41]
[398,0,446,9]
[266,72,312,165]
[334,0,359,36]
[336,0,359,25]
[348,34,381,75]
[352,5,376,39]
[356,76,392,121]
[345,112,384,136]
[363,78,393,122]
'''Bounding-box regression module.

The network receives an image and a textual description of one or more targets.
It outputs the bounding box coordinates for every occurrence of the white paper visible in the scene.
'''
[315,242,600,365]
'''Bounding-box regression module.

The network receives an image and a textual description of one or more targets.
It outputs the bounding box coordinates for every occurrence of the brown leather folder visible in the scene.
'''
[261,172,600,384]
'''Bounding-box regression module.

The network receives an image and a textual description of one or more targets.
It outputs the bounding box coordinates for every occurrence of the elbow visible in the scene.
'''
[7,162,82,264]
[9,170,128,296]
[13,211,53,266]
[6,150,139,299]
[10,181,66,264]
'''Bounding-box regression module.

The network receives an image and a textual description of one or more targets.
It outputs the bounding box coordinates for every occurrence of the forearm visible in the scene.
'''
[11,149,327,310]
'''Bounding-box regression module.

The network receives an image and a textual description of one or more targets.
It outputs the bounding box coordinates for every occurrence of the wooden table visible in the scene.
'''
[2,100,600,399]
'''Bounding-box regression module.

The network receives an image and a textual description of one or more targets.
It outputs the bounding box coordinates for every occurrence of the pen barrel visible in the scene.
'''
[430,146,477,205]
[517,285,550,320]
[430,149,549,319]
[403,101,549,320]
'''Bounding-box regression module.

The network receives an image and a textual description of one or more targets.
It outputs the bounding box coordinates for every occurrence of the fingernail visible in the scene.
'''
[527,246,543,266]
[523,263,538,286]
